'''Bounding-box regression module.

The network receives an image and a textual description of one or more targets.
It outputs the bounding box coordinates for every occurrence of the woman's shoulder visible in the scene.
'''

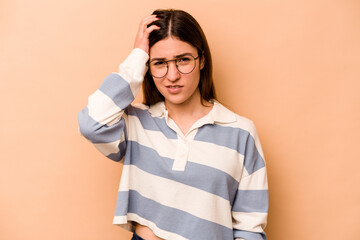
[123,102,149,117]
[213,101,257,133]
[131,102,150,110]
[128,102,166,119]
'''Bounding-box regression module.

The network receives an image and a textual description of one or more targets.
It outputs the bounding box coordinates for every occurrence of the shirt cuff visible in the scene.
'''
[118,48,149,81]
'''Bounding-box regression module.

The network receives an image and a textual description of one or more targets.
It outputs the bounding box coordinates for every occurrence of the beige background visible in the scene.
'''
[1,0,359,239]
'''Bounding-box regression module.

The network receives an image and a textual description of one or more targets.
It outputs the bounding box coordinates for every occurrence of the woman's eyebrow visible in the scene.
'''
[175,52,193,58]
[150,57,166,61]
[150,53,194,61]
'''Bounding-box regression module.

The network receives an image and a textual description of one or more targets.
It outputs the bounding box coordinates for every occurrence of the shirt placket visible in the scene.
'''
[164,114,190,171]
[172,136,189,171]
[164,110,214,172]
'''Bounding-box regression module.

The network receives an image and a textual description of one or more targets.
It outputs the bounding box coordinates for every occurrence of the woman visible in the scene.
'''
[78,9,268,240]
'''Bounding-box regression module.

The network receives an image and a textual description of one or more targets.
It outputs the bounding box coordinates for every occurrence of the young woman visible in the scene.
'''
[78,9,268,240]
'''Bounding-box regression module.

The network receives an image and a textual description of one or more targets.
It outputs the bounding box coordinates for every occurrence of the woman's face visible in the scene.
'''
[149,37,204,107]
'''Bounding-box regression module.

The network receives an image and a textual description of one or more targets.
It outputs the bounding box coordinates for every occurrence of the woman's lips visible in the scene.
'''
[166,85,183,94]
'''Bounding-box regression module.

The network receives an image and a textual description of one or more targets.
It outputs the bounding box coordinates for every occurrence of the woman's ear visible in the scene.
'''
[200,55,205,70]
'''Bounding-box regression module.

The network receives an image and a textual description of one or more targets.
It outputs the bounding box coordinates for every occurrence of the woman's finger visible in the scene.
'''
[144,24,160,35]
[139,15,159,29]
[134,15,161,53]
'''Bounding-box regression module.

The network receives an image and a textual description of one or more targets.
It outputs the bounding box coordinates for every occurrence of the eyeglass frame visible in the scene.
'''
[147,54,201,78]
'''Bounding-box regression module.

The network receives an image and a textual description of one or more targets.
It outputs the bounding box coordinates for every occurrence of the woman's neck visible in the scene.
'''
[164,91,213,135]
[165,91,210,118]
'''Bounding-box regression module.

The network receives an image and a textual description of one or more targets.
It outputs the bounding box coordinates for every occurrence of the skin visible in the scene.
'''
[149,37,202,107]
[149,36,213,135]
[133,15,212,240]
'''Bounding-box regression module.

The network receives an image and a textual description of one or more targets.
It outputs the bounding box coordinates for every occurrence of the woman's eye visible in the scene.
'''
[178,57,191,62]
[153,61,166,66]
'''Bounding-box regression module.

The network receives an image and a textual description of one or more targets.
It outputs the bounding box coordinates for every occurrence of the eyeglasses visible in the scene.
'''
[148,54,200,78]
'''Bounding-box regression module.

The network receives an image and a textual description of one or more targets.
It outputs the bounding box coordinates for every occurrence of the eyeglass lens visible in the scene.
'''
[149,55,197,78]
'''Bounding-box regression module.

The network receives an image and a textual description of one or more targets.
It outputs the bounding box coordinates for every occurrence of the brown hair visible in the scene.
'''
[143,9,216,106]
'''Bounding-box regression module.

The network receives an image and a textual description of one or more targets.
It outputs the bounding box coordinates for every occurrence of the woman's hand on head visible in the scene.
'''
[134,15,160,54]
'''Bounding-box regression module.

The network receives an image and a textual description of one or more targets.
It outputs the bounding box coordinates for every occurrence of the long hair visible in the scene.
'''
[143,9,216,106]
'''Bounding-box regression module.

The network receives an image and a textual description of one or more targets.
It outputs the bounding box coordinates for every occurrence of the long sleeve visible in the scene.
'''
[78,48,149,162]
[232,122,269,240]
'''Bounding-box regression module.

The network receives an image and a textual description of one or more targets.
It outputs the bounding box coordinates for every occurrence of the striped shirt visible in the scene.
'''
[78,48,268,240]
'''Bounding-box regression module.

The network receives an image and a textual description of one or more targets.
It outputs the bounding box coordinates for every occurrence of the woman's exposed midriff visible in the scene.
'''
[135,223,165,240]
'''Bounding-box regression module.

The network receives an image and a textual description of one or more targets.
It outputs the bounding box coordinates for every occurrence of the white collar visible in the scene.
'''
[148,100,236,124]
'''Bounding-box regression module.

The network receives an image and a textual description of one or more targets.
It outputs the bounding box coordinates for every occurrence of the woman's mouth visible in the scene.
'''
[166,85,183,93]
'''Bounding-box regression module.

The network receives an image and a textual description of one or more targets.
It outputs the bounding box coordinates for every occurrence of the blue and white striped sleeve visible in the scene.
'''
[78,48,149,162]
[232,122,269,240]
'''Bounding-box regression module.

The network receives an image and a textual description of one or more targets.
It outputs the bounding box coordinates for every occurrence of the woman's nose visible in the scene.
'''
[166,62,180,81]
